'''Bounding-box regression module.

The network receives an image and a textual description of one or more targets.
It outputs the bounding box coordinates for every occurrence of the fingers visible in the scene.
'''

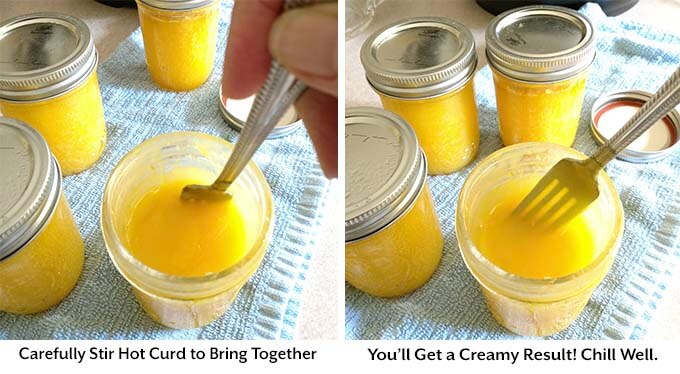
[295,89,338,178]
[269,3,338,97]
[222,0,283,99]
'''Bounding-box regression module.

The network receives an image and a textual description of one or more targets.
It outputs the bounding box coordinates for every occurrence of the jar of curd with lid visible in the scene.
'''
[0,117,84,314]
[0,13,107,176]
[360,17,479,175]
[101,132,273,329]
[486,6,596,147]
[456,142,623,336]
[345,107,443,298]
[136,0,220,91]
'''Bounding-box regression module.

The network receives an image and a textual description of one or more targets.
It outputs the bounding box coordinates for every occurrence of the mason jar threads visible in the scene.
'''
[360,17,479,175]
[136,0,220,91]
[345,107,443,298]
[456,143,623,336]
[0,13,107,176]
[486,5,596,147]
[0,117,84,314]
[101,132,274,329]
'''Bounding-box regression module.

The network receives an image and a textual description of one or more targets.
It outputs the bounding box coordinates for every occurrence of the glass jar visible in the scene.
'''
[360,17,479,175]
[0,117,84,314]
[0,13,107,176]
[101,132,273,329]
[486,5,595,147]
[345,107,443,298]
[136,0,220,91]
[456,143,624,336]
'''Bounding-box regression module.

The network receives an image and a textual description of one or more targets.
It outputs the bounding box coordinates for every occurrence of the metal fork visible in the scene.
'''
[513,66,680,229]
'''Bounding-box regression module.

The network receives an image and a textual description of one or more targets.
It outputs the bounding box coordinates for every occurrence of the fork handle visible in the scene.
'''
[592,66,680,167]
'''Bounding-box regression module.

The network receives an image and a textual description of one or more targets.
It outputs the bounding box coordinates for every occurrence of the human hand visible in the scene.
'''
[222,0,338,178]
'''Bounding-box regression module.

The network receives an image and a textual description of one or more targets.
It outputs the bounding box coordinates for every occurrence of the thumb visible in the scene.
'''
[269,2,338,97]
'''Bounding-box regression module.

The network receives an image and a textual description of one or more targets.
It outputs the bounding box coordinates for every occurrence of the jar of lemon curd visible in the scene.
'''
[345,107,443,298]
[0,13,107,176]
[360,18,480,175]
[136,0,220,91]
[101,132,273,329]
[0,117,84,314]
[456,143,623,336]
[486,6,596,147]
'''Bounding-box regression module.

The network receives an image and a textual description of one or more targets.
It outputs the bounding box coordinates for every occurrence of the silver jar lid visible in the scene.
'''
[360,17,477,99]
[345,107,427,242]
[218,86,303,139]
[590,90,680,163]
[0,13,98,101]
[486,5,595,83]
[0,117,62,261]
[137,0,218,10]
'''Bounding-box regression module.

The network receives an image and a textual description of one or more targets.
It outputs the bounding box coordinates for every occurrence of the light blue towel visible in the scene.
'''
[0,0,329,340]
[346,3,680,340]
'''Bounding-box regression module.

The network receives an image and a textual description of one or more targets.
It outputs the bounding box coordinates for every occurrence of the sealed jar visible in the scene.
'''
[345,107,443,298]
[456,142,623,336]
[136,0,220,91]
[360,17,479,175]
[101,132,273,329]
[0,13,107,176]
[0,117,84,314]
[486,6,595,146]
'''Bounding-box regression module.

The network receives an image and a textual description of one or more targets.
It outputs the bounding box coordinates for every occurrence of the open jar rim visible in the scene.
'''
[101,131,274,301]
[456,143,624,303]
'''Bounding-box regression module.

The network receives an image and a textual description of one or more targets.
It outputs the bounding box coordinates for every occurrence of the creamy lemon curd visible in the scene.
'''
[102,132,273,329]
[0,13,107,176]
[457,143,623,336]
[137,0,220,91]
[493,71,588,146]
[486,5,595,147]
[126,176,248,277]
[0,118,84,315]
[360,17,479,175]
[378,81,480,175]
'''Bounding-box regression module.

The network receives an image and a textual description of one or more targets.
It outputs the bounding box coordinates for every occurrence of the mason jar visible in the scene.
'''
[0,13,107,176]
[486,5,596,147]
[0,117,84,314]
[136,0,220,91]
[101,131,273,329]
[456,143,624,336]
[345,107,443,298]
[360,17,480,175]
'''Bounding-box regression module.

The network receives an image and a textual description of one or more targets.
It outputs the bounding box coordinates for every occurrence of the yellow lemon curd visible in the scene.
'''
[378,81,479,175]
[0,71,107,176]
[346,184,443,298]
[492,71,588,147]
[137,0,220,91]
[126,177,248,277]
[0,193,84,314]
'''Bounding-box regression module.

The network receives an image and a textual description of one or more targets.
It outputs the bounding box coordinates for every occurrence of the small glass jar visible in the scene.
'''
[136,0,220,91]
[101,132,274,329]
[486,5,596,147]
[456,143,624,336]
[345,107,443,298]
[0,117,84,314]
[0,13,107,176]
[360,17,479,175]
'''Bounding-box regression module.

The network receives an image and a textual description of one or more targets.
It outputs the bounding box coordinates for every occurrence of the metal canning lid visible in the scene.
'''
[0,117,61,261]
[345,107,427,242]
[218,86,303,139]
[137,0,218,11]
[0,13,97,102]
[485,5,595,83]
[360,17,477,99]
[590,90,680,163]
